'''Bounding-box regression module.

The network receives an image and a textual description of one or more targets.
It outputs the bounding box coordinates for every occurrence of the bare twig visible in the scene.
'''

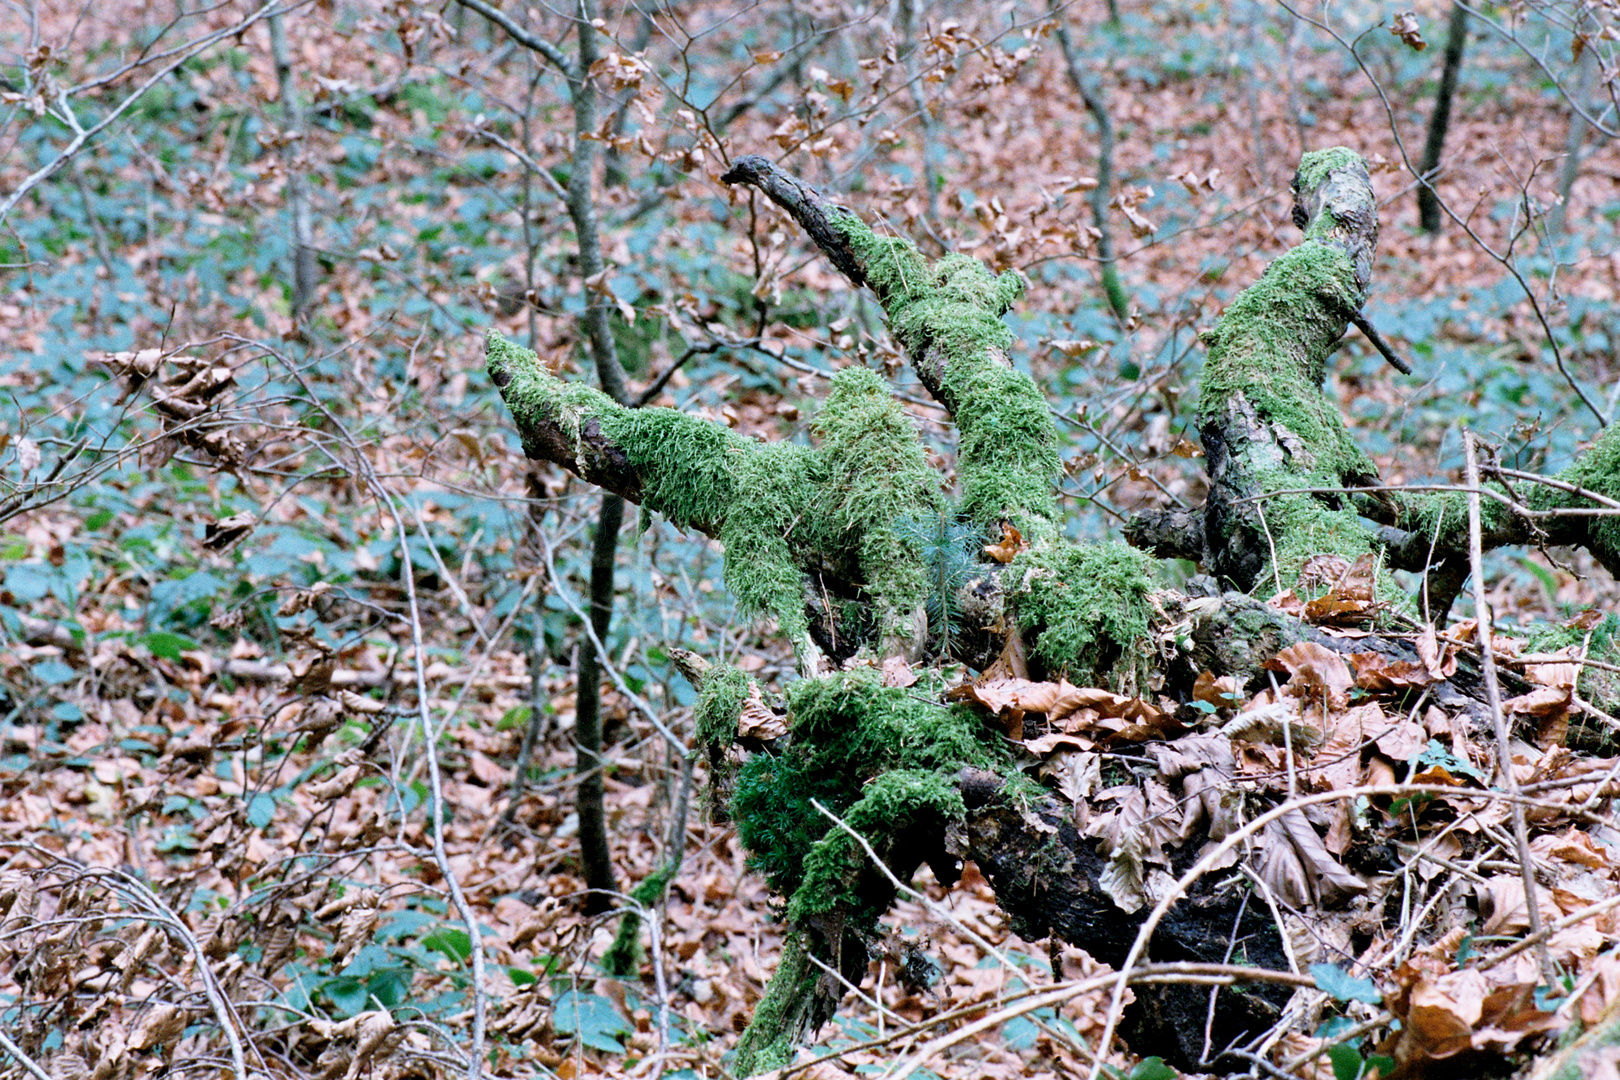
[1464,429,1557,987]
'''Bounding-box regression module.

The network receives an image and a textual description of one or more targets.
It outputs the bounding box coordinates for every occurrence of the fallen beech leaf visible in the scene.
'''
[1534,827,1611,869]
[1303,594,1376,626]
[982,520,1027,563]
[1502,685,1571,718]
[737,685,787,740]
[1192,670,1243,709]
[1266,642,1354,710]
[1350,651,1440,691]
[1268,589,1305,617]
[1021,730,1095,754]
[1523,644,1580,691]
[1415,624,1458,680]
[881,655,918,688]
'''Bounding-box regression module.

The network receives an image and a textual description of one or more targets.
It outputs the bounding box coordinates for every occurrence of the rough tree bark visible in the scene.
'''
[489,148,1620,1073]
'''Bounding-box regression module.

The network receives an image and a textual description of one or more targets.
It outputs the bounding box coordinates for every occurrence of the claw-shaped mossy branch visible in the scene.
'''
[487,331,939,662]
[722,154,1062,543]
[1184,148,1394,598]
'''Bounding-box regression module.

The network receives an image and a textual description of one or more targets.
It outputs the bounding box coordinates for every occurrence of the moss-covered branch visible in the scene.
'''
[722,154,1062,540]
[1377,421,1620,584]
[488,331,938,663]
[1145,148,1388,598]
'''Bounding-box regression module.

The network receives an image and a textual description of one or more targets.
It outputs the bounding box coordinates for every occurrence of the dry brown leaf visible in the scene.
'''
[1534,828,1612,870]
[1266,642,1354,711]
[1349,650,1440,691]
[1390,10,1427,51]
[982,520,1027,563]
[737,685,787,740]
[1524,644,1582,691]
[880,654,918,688]
[1476,876,1560,936]
[1192,669,1243,710]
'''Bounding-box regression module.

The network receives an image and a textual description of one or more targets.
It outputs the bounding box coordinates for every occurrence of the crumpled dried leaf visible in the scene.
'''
[1038,748,1100,805]
[881,654,918,688]
[1266,642,1354,711]
[129,1003,187,1051]
[1476,875,1560,936]
[1192,670,1243,710]
[955,677,1168,745]
[1084,783,1180,912]
[736,684,787,740]
[1300,553,1381,626]
[982,521,1027,563]
[1390,10,1427,51]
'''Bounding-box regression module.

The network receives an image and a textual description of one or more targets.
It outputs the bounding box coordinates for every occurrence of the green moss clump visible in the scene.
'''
[835,220,1062,542]
[813,366,940,645]
[787,769,964,926]
[1008,542,1157,689]
[487,333,940,660]
[718,442,824,647]
[1548,423,1620,562]
[1294,146,1362,200]
[732,666,999,912]
[695,664,753,751]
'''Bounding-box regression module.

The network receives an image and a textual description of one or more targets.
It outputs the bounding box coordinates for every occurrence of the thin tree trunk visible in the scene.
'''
[1053,8,1129,323]
[268,12,319,323]
[1417,1,1469,234]
[574,492,625,911]
[1548,18,1596,240]
[565,0,629,913]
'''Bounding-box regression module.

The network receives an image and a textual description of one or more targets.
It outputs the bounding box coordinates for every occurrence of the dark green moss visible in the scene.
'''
[812,366,939,645]
[1008,542,1157,689]
[1547,422,1620,561]
[787,769,964,925]
[1294,146,1361,199]
[695,665,753,751]
[732,666,999,911]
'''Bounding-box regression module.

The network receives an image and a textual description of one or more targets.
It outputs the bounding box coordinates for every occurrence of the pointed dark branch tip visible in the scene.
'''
[719,154,867,288]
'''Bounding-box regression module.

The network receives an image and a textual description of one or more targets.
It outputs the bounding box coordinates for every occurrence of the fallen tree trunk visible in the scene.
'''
[488,148,1620,1074]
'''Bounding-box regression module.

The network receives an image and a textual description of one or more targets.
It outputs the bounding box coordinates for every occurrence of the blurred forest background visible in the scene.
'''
[1,1,1618,1078]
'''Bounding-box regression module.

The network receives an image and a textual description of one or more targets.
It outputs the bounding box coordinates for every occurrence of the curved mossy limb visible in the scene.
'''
[785,768,965,926]
[836,223,1062,542]
[812,366,940,652]
[488,333,939,663]
[720,156,1062,544]
[1373,422,1620,619]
